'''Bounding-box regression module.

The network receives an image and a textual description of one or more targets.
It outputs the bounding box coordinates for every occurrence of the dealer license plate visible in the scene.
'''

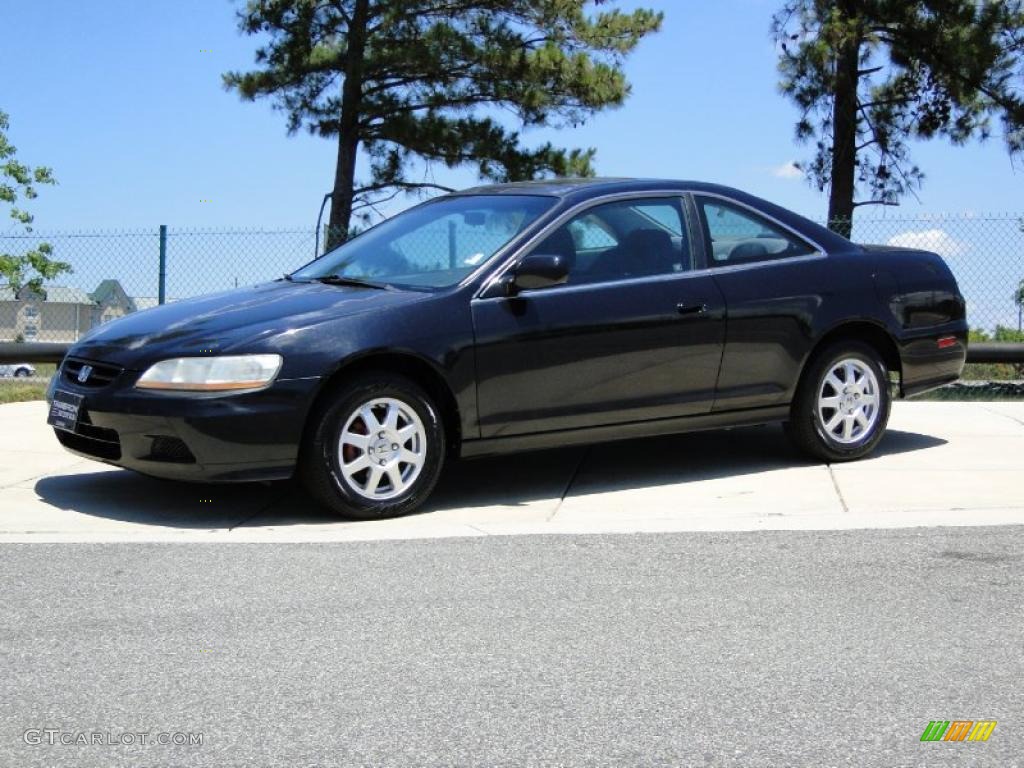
[47,389,84,432]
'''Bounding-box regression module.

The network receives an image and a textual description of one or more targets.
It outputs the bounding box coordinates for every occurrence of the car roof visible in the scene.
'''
[453,178,854,252]
[457,178,720,199]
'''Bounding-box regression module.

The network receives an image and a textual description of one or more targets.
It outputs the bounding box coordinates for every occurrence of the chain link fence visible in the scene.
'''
[1,212,1022,381]
[0,226,318,347]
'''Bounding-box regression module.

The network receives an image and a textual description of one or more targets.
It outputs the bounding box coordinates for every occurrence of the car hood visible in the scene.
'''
[68,280,432,369]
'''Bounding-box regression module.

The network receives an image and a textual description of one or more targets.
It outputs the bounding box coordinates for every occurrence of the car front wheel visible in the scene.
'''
[300,373,446,520]
[785,341,891,462]
[14,368,31,378]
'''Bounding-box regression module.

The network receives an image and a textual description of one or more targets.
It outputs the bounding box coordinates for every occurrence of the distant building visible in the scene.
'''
[132,296,161,311]
[0,280,162,343]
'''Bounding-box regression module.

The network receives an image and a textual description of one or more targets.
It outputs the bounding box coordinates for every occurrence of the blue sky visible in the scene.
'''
[1,0,1021,328]
[2,0,1022,230]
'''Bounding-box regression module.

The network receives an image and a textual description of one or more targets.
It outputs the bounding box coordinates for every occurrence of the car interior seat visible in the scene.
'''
[596,228,675,279]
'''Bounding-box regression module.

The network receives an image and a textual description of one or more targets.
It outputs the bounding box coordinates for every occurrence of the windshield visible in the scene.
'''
[292,194,556,289]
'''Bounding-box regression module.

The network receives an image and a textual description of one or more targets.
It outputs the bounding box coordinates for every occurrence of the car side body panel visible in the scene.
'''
[470,273,727,437]
[705,246,967,412]
[708,254,843,411]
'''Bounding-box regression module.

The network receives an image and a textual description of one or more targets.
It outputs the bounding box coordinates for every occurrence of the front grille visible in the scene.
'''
[62,357,123,389]
[55,425,121,461]
[147,435,196,464]
[76,411,120,444]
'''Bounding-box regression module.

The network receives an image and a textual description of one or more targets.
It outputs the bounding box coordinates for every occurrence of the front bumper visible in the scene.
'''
[49,366,321,482]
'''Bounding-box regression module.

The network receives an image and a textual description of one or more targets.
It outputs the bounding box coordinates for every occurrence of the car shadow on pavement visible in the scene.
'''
[32,425,946,530]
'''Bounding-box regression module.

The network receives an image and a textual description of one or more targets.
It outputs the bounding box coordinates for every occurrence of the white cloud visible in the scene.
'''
[886,229,968,258]
[771,161,803,180]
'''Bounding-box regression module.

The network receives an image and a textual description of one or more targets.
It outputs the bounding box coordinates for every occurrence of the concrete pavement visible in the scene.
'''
[1,400,1023,542]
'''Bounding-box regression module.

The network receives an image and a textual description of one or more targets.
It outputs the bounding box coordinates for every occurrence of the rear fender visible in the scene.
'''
[866,246,967,396]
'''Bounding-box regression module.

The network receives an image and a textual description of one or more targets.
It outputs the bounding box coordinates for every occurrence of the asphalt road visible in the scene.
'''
[2,528,1022,768]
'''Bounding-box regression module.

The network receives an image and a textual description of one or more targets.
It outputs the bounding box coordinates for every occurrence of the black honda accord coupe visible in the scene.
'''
[48,179,967,519]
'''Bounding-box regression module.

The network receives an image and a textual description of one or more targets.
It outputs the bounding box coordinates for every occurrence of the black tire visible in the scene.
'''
[785,340,891,462]
[14,368,30,378]
[299,373,445,520]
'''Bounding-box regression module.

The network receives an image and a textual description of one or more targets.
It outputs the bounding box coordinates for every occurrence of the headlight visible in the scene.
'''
[135,354,283,392]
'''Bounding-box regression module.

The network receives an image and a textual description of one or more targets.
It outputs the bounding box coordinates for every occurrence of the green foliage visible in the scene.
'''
[225,0,662,239]
[0,110,71,293]
[994,326,1024,343]
[971,326,1024,343]
[773,1,1024,231]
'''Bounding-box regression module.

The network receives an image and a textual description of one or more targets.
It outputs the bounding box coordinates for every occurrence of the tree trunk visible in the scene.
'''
[326,0,371,249]
[827,19,862,239]
[327,128,360,249]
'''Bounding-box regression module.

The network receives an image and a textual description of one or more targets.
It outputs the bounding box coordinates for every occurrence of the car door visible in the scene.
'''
[471,195,727,438]
[692,194,833,411]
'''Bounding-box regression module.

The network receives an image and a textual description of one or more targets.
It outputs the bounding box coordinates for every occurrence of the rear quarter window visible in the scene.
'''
[697,198,816,265]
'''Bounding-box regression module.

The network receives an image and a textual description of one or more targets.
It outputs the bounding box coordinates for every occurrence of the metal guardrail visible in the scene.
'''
[968,343,1024,364]
[0,343,69,364]
[2,341,1023,366]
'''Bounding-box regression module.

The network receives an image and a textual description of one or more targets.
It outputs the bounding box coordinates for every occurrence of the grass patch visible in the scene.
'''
[33,363,58,378]
[962,362,1024,381]
[0,383,48,404]
[0,363,56,403]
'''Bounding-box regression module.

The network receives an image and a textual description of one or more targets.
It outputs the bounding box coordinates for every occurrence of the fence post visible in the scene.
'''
[158,224,167,305]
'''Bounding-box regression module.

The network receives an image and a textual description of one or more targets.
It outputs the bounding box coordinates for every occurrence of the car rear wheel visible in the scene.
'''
[785,341,891,462]
[299,373,445,520]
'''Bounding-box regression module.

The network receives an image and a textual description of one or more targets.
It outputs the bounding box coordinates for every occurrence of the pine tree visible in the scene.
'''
[225,0,662,245]
[772,0,1024,237]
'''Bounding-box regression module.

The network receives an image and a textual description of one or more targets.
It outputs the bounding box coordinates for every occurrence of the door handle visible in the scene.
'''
[676,301,708,316]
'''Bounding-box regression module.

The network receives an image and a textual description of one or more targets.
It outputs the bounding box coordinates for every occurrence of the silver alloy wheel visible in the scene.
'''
[817,358,881,445]
[337,397,427,501]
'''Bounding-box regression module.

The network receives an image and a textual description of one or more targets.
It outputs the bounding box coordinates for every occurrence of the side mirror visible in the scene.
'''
[509,253,570,294]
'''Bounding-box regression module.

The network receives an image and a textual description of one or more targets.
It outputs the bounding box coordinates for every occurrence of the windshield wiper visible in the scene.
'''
[313,274,393,290]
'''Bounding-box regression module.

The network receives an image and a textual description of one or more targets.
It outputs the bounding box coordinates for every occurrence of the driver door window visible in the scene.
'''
[531,198,691,286]
[696,197,815,266]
